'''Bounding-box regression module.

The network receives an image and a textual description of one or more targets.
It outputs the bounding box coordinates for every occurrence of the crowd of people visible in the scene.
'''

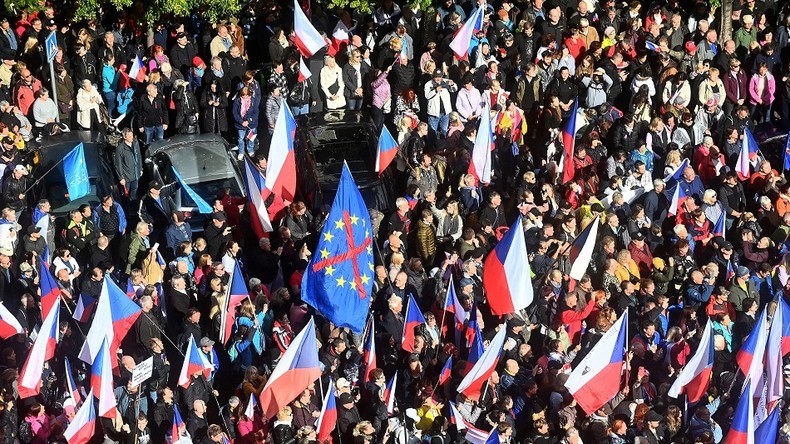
[1,0,790,443]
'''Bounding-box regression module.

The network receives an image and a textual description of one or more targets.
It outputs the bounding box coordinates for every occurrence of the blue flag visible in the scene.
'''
[301,163,374,333]
[171,166,213,213]
[63,143,89,201]
[783,132,790,172]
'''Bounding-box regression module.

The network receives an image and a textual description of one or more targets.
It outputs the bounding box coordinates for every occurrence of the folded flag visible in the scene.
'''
[439,356,453,386]
[91,338,118,418]
[293,0,326,57]
[298,57,312,82]
[18,303,60,398]
[74,293,97,323]
[668,319,714,403]
[266,99,298,201]
[468,103,493,185]
[39,256,61,321]
[178,335,214,388]
[449,6,484,60]
[63,143,90,201]
[128,55,146,82]
[0,302,23,338]
[362,318,377,382]
[242,156,274,238]
[385,372,398,415]
[560,99,580,183]
[457,325,507,401]
[736,308,768,391]
[316,378,337,441]
[376,125,398,175]
[736,127,759,181]
[450,401,490,444]
[725,379,755,444]
[171,405,190,444]
[402,294,426,353]
[63,388,96,444]
[79,276,141,366]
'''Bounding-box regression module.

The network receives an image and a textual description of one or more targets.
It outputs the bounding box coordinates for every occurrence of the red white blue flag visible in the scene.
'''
[483,216,533,315]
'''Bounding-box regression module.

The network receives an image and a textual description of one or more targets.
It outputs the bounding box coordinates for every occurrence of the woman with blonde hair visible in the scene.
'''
[663,149,683,178]
[698,67,725,111]
[575,55,595,80]
[77,28,95,50]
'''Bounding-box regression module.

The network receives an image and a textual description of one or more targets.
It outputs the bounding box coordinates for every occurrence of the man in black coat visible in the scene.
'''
[2,165,28,218]
[138,180,176,244]
[170,32,198,78]
[203,212,232,260]
[337,393,362,441]
[186,399,209,442]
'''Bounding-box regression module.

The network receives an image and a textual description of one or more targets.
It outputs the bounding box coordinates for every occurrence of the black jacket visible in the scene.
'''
[138,94,168,128]
[114,138,143,183]
[2,175,27,212]
[139,193,177,234]
[170,43,197,77]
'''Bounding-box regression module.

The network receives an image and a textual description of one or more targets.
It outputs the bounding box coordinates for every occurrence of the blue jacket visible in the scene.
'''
[165,222,193,255]
[685,283,714,307]
[232,97,259,130]
[93,202,127,234]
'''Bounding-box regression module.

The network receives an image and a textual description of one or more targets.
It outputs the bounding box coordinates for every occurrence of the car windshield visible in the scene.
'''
[177,178,243,209]
[41,177,100,213]
[165,142,237,182]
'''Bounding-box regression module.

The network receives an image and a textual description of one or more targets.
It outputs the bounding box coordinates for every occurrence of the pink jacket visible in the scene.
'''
[748,72,775,105]
[371,71,391,109]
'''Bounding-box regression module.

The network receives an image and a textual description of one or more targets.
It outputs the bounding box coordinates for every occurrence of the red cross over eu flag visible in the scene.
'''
[301,162,375,333]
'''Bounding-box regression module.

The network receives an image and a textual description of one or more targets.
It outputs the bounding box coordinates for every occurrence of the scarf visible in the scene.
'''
[240,96,252,118]
[212,68,224,78]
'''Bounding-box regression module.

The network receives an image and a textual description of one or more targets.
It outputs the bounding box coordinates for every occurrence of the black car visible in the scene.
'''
[754,122,788,169]
[32,131,117,217]
[146,134,246,234]
[294,111,394,214]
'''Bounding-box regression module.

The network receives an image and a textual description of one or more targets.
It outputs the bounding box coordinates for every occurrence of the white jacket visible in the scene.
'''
[424,79,457,117]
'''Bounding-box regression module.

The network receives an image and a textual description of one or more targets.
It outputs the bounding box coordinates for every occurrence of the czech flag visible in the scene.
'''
[725,260,735,286]
[780,297,790,356]
[765,297,784,412]
[63,388,96,444]
[243,157,274,239]
[244,393,258,418]
[78,276,142,366]
[565,311,628,414]
[736,308,769,390]
[645,40,659,52]
[783,133,790,172]
[465,323,485,373]
[298,57,312,82]
[755,401,780,443]
[464,300,478,348]
[220,261,250,344]
[293,0,326,58]
[266,99,297,202]
[64,357,82,408]
[18,303,60,398]
[468,103,493,185]
[713,213,726,237]
[259,317,322,419]
[362,318,377,382]
[0,302,23,338]
[726,379,755,444]
[125,278,137,298]
[449,6,484,60]
[450,401,490,444]
[331,21,350,54]
[457,325,507,401]
[178,335,214,388]
[128,55,146,82]
[375,125,398,176]
[39,257,61,321]
[483,216,533,315]
[663,158,690,185]
[402,294,426,353]
[667,182,689,216]
[668,319,714,403]
[736,127,759,181]
[316,379,337,441]
[560,99,579,184]
[385,373,398,415]
[73,293,97,323]
[171,405,190,443]
[484,429,500,444]
[91,338,117,418]
[567,215,600,282]
[444,280,467,340]
[439,356,453,386]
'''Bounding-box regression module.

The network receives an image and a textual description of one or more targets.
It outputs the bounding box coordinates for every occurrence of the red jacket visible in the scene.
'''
[705,295,736,321]
[723,69,748,105]
[557,300,596,344]
[628,242,654,275]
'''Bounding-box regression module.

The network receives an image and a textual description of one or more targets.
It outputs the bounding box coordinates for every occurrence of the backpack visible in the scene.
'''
[18,420,33,444]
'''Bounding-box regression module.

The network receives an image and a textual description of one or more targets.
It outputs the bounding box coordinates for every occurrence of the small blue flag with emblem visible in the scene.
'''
[783,132,790,172]
[171,166,213,213]
[63,143,90,201]
[301,162,374,333]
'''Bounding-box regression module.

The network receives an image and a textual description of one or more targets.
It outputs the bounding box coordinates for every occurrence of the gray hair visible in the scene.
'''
[653,178,665,188]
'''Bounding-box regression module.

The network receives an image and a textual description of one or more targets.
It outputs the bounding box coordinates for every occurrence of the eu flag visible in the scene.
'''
[63,143,89,201]
[783,132,790,172]
[301,163,374,333]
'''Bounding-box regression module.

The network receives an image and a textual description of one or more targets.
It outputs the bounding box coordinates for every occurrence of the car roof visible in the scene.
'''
[148,134,236,183]
[296,110,370,127]
[35,131,105,178]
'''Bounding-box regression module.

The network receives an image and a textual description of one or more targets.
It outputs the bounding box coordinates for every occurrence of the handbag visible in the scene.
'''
[58,101,73,114]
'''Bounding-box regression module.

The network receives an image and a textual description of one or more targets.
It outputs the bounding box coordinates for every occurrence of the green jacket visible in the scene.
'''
[126,233,149,274]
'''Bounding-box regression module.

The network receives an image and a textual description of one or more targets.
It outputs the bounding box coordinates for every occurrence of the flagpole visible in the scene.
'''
[429,356,450,401]
[60,298,87,338]
[435,282,450,360]
[22,154,71,195]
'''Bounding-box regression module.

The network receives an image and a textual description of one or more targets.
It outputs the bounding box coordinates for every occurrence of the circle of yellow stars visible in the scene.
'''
[320,214,374,290]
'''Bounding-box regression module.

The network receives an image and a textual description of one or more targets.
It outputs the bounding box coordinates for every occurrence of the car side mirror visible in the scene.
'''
[144,158,153,165]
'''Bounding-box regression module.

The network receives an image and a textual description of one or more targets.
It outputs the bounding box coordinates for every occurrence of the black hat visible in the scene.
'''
[176,32,188,39]
[631,231,645,241]
[721,241,734,250]
[27,225,41,235]
[591,203,605,212]
[148,180,163,190]
[43,18,56,28]
[432,69,443,77]
[646,410,662,422]
[507,317,526,329]
[339,393,354,405]
[212,212,226,221]
[1,137,13,145]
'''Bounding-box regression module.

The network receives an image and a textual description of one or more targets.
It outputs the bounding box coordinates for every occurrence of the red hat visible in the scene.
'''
[192,56,205,68]
[684,41,697,53]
